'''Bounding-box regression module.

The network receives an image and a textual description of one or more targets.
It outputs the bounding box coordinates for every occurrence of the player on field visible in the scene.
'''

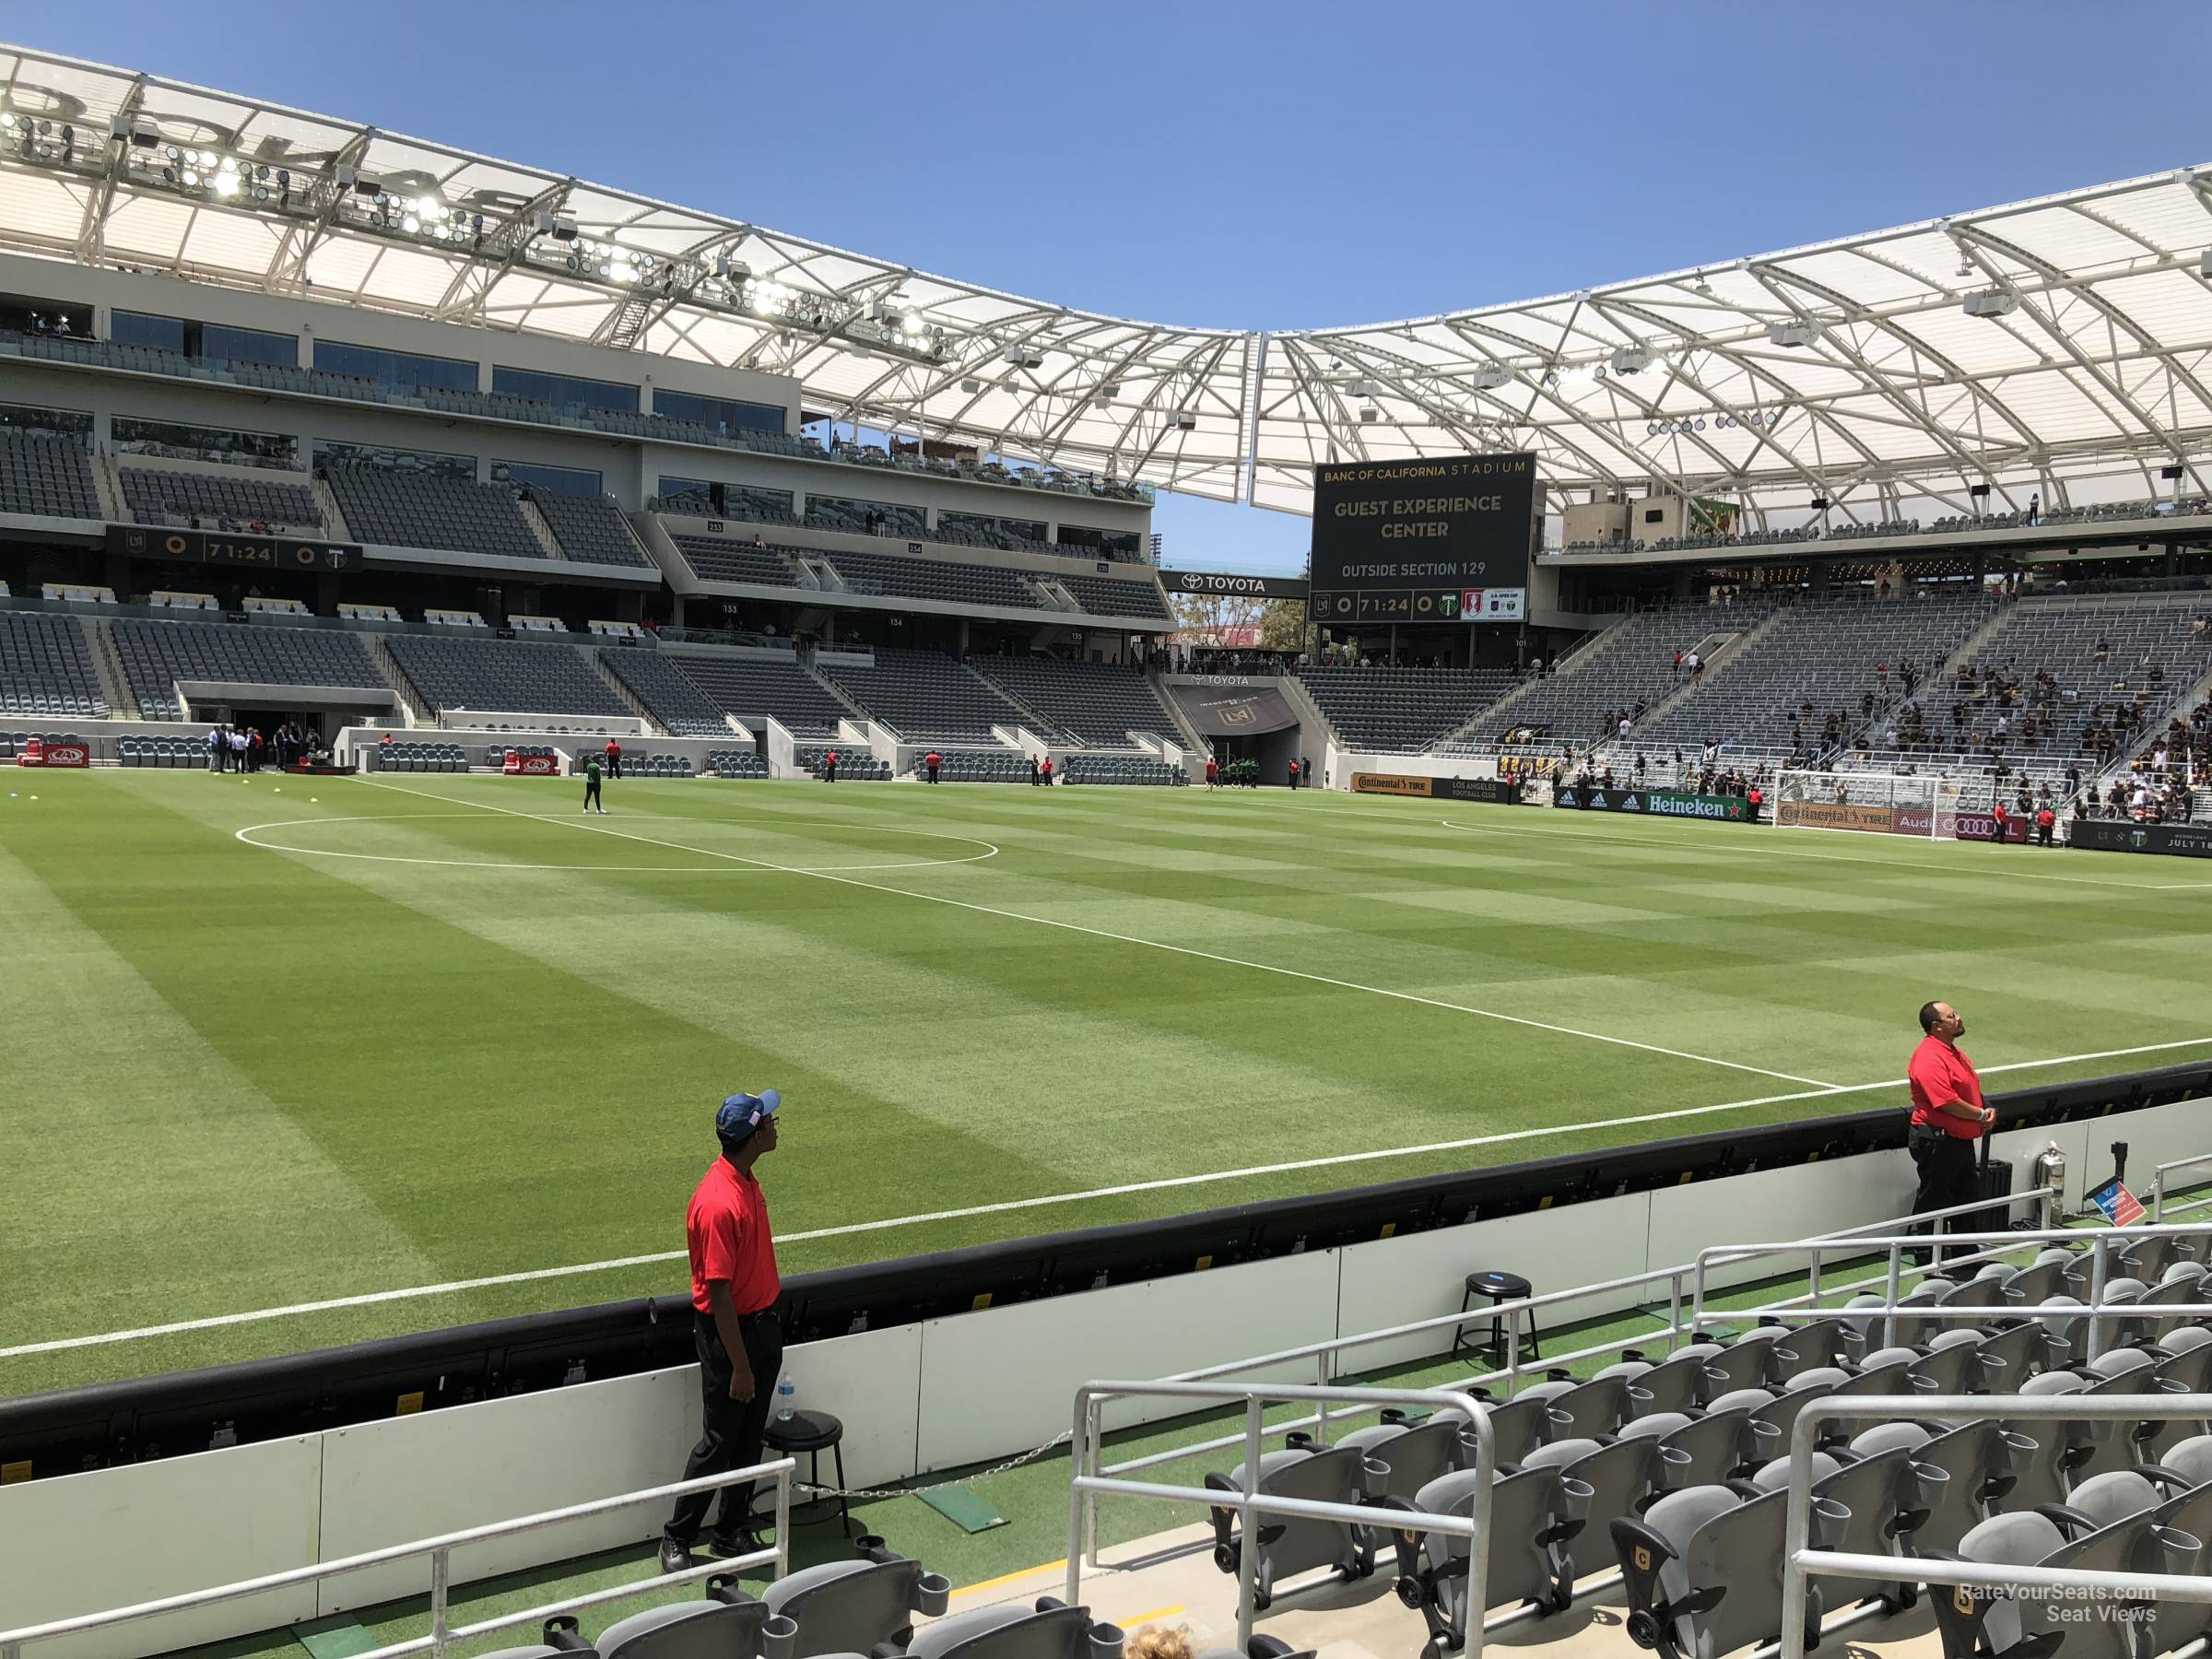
[582,754,606,813]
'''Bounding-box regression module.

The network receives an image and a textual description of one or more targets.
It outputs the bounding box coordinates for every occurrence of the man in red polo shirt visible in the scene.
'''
[1907,1001,1994,1270]
[605,736,623,780]
[662,1088,784,1574]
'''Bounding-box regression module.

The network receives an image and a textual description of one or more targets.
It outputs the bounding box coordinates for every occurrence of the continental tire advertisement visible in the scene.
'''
[1552,786,1751,823]
[1352,772,1522,805]
[1775,800,1897,833]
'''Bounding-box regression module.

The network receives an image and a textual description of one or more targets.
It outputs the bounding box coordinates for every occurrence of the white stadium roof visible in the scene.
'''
[6,43,2212,522]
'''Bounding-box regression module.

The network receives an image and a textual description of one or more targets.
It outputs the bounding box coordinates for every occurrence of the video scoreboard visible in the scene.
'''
[1309,452,1535,624]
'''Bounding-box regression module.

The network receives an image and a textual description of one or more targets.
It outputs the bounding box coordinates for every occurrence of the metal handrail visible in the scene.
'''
[1068,1382,1491,1654]
[0,1458,795,1659]
[1091,1185,2056,1490]
[1779,1394,2212,1659]
[1692,1223,2212,1359]
[2156,1153,2212,1220]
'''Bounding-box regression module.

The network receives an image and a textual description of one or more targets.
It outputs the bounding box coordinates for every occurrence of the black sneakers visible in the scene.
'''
[708,1527,763,1559]
[658,1537,695,1575]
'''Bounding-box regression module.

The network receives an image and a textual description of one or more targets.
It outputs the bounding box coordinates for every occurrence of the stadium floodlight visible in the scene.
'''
[1003,346,1045,369]
[960,378,984,394]
[1346,379,1377,397]
[1610,346,1654,375]
[1358,404,1380,423]
[1767,321,1823,348]
[1172,409,1197,430]
[1962,289,2018,318]
[1471,365,1513,391]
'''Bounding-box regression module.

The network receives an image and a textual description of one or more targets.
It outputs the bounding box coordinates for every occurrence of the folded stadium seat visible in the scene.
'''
[1335,1410,1481,1505]
[1613,1479,1840,1659]
[1748,1441,1930,1616]
[1522,1434,1671,1582]
[476,1613,599,1659]
[1203,1434,1378,1609]
[900,1596,1126,1659]
[1614,1344,1724,1418]
[1926,1475,2201,1659]
[485,1576,796,1659]
[1437,1390,1571,1468]
[1385,1460,1591,1646]
[1975,1320,2061,1391]
[1994,1371,2100,1512]
[759,1536,950,1653]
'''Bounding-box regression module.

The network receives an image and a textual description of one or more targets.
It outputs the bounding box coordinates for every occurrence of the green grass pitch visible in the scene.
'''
[4,767,2208,1399]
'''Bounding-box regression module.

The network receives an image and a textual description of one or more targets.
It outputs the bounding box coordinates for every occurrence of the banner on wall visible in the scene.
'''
[1551,786,1751,822]
[1352,772,1523,804]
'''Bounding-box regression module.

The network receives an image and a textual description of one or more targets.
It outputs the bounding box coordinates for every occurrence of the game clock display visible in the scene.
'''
[1308,588,1469,622]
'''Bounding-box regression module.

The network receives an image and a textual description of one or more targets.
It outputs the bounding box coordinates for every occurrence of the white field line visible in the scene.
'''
[347,777,1840,1088]
[8,1035,2206,1362]
[1425,808,2203,893]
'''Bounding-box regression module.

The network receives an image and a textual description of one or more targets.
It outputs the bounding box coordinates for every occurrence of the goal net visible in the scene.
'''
[1772,770,1964,840]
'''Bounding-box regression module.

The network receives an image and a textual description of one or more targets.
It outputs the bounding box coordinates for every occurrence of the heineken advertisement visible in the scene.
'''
[1550,785,1752,823]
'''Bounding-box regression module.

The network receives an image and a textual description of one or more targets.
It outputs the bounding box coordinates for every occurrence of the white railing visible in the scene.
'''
[2157,1153,2212,1220]
[0,1458,794,1659]
[1068,1382,1491,1654]
[1690,1222,2212,1361]
[1073,1187,2055,1575]
[1779,1394,2212,1659]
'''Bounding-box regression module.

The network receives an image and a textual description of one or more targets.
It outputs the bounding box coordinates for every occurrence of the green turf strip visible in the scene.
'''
[4,772,2206,1394]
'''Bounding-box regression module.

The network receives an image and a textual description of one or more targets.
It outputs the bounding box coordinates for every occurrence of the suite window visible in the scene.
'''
[653,389,784,436]
[314,341,477,393]
[491,367,637,415]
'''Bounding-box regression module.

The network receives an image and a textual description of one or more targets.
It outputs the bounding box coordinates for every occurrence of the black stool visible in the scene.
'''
[759,1409,853,1537]
[1452,1271,1541,1367]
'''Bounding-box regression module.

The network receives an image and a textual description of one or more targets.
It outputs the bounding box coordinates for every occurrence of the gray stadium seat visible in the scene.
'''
[1385,1460,1590,1649]
[1613,1479,1837,1659]
[901,1597,1124,1659]
[1203,1436,1378,1609]
[759,1537,950,1656]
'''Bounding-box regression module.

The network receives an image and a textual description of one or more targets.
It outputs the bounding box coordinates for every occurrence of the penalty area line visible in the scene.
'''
[7,1034,2206,1363]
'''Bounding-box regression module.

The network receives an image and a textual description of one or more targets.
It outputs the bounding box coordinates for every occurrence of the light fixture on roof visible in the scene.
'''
[1692,272,1713,296]
[1962,289,2018,319]
[1172,409,1197,430]
[1767,321,1823,348]
[1346,379,1377,397]
[1358,405,1380,424]
[959,378,984,394]
[1609,347,1653,375]
[1003,346,1044,369]
[1471,365,1513,391]
[2200,249,2212,278]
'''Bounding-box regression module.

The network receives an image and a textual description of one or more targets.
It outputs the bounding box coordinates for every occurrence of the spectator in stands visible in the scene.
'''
[1906,1001,1993,1270]
[662,1090,785,1576]
[1686,650,1703,683]
[582,753,606,814]
[924,748,941,783]
[605,736,623,780]
[1126,1627,1198,1659]
[2036,801,2057,848]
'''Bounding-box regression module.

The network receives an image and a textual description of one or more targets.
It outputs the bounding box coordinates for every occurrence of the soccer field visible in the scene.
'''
[6,768,2209,1398]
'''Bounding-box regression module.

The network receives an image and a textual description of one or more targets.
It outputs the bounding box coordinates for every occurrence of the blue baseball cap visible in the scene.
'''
[715,1089,782,1145]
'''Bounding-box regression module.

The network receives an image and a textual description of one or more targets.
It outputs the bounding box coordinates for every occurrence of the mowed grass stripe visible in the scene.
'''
[5,771,2205,1393]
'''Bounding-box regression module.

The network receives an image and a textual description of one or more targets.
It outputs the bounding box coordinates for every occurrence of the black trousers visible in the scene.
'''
[1909,1126,1980,1265]
[666,1310,783,1544]
[607,755,623,779]
[583,778,602,810]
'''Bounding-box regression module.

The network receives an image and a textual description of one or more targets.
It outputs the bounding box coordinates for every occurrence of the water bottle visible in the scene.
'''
[775,1372,797,1423]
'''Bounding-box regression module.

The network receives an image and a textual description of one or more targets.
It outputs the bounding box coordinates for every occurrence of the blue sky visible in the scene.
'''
[20,1,2212,571]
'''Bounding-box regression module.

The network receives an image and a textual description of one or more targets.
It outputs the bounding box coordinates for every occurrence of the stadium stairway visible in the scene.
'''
[82,616,135,718]
[587,646,668,733]
[365,636,431,726]
[313,476,355,544]
[87,452,125,523]
[516,497,567,561]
